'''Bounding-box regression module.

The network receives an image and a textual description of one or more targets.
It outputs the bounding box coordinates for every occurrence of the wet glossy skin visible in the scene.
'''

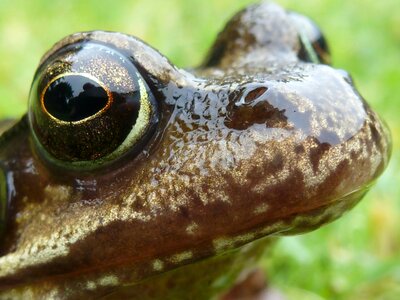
[0,2,391,299]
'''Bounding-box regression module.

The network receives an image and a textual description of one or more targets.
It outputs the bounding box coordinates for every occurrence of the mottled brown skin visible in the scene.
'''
[0,2,391,299]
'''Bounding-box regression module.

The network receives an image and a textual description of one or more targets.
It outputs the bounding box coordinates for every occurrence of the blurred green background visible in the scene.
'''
[0,0,398,299]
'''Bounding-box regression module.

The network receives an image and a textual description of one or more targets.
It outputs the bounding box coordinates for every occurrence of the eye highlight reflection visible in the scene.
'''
[42,73,111,123]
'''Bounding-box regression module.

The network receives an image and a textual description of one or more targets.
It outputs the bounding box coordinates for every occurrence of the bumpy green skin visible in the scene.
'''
[0,2,391,299]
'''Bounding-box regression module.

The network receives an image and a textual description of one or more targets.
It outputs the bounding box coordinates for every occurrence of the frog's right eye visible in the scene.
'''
[289,12,331,64]
[28,41,159,169]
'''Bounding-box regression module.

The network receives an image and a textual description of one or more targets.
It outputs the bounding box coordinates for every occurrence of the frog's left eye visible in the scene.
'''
[289,12,331,65]
[29,42,158,168]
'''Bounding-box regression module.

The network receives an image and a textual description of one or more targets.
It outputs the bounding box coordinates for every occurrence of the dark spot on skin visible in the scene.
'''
[309,140,331,173]
[225,89,288,130]
[178,205,190,219]
[366,112,388,159]
[350,150,358,161]
[268,169,306,214]
[228,88,245,105]
[244,165,307,217]
[132,198,144,211]
[369,122,381,145]
[317,159,350,198]
[267,154,285,175]
[318,129,341,145]
[294,145,305,154]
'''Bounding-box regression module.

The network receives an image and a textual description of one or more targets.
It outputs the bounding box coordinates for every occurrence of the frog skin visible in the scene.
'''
[0,2,391,299]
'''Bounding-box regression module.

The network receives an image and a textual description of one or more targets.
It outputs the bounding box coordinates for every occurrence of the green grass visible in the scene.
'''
[0,0,399,299]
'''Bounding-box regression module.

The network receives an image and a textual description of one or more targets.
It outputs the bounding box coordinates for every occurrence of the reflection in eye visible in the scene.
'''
[43,74,110,122]
[29,42,159,168]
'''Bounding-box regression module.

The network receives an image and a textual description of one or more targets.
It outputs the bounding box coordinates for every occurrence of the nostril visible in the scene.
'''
[225,86,287,130]
[244,87,268,103]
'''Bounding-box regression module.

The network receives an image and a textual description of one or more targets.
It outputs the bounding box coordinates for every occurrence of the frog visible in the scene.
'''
[0,2,391,299]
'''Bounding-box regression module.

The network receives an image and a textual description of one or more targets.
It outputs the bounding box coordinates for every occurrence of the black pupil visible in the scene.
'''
[43,75,109,122]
